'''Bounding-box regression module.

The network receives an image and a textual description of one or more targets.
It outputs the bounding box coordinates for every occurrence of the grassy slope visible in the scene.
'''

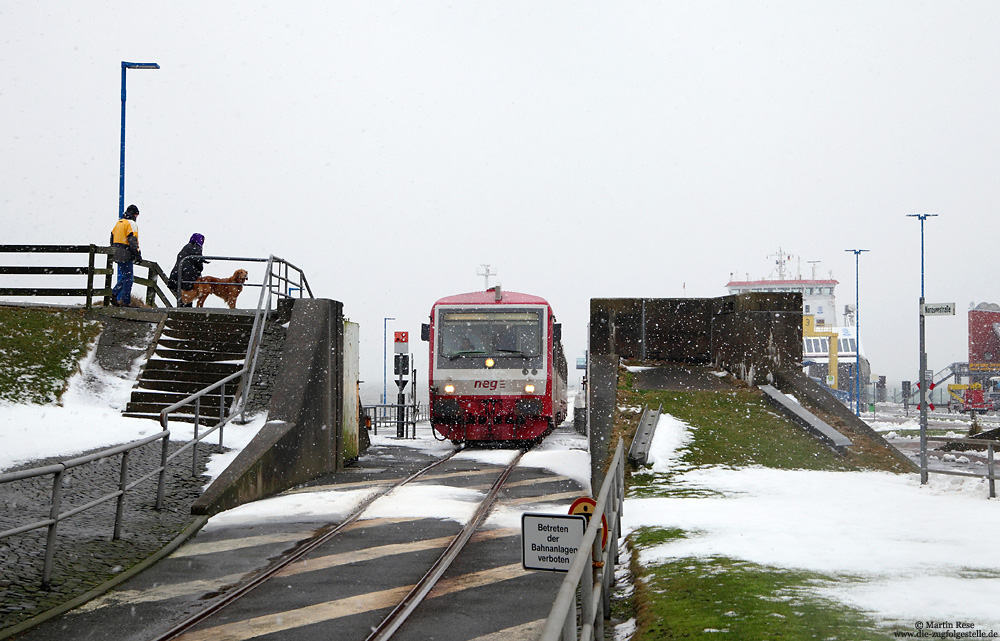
[616,369,899,640]
[0,307,102,404]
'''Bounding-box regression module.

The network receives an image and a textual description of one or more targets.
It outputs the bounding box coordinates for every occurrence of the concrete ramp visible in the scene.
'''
[772,368,919,473]
[759,384,852,455]
[631,363,732,392]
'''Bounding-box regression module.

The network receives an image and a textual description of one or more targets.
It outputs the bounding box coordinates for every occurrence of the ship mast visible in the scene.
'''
[768,248,794,280]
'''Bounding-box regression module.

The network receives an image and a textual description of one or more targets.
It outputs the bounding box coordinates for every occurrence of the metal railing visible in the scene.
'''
[922,437,997,498]
[172,253,312,307]
[362,403,426,438]
[0,413,228,589]
[0,244,173,308]
[539,437,625,641]
[0,253,315,588]
[228,255,313,419]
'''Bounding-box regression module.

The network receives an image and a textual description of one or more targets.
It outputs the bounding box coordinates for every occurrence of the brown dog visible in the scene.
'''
[180,269,249,309]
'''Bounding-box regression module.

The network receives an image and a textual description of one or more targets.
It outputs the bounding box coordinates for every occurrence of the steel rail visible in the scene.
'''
[365,449,526,641]
[152,447,463,641]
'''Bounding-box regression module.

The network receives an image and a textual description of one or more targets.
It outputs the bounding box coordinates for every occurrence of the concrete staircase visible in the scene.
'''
[123,309,256,423]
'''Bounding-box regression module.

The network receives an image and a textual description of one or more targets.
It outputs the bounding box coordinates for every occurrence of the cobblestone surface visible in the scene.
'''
[0,438,221,633]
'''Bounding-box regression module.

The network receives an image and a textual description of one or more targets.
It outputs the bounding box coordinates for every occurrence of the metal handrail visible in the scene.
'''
[0,366,249,589]
[362,403,427,437]
[0,426,207,588]
[173,254,313,304]
[168,253,313,419]
[233,255,313,418]
[0,251,314,588]
[922,437,997,498]
[539,437,626,641]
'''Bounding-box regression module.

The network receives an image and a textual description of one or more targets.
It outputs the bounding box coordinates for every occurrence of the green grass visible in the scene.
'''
[614,374,910,640]
[624,389,857,472]
[0,307,101,404]
[629,530,883,640]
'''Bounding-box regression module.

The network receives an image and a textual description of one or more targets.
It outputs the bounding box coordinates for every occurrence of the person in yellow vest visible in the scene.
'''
[109,204,142,307]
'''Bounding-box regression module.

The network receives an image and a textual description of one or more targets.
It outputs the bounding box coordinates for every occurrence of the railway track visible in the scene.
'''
[154,446,527,641]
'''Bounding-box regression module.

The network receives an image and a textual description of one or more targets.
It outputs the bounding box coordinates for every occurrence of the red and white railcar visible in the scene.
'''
[422,287,568,444]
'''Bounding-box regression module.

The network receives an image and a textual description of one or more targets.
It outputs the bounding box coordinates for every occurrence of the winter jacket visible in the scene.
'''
[110,219,140,264]
[167,242,208,291]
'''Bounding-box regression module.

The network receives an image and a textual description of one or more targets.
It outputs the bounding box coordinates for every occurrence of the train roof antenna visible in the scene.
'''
[477,264,496,290]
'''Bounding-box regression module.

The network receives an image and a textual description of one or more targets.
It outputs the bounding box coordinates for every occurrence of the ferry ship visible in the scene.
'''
[725,249,872,403]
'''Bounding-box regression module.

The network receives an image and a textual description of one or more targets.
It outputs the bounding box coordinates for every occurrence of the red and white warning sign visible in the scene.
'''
[394,331,409,353]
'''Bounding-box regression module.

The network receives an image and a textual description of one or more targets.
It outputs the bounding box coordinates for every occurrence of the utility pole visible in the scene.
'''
[907,213,937,484]
[845,249,869,416]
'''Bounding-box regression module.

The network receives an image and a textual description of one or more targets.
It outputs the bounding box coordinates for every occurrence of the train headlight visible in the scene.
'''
[444,384,455,394]
[485,358,495,368]
[524,384,535,394]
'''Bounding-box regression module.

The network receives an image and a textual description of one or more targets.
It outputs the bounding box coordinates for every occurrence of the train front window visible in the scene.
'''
[437,308,543,368]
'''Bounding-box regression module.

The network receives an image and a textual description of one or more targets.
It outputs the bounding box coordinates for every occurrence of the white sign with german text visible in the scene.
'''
[921,302,956,316]
[522,513,586,572]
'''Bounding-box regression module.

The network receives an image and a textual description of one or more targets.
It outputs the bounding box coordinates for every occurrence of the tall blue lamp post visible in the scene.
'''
[845,248,869,416]
[383,317,395,404]
[120,61,160,219]
[907,213,937,484]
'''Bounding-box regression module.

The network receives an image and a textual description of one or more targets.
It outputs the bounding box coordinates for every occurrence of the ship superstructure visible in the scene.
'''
[725,249,871,403]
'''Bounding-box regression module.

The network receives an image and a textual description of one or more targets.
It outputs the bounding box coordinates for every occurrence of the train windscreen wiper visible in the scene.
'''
[448,350,485,360]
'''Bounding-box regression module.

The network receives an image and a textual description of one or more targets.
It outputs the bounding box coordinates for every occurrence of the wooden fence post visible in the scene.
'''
[86,245,96,309]
[145,262,156,307]
[104,251,114,306]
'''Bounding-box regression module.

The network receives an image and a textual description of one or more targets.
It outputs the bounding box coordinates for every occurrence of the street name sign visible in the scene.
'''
[921,302,955,316]
[522,513,586,572]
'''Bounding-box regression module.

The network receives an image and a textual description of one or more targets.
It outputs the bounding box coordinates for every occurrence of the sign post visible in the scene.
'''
[918,301,954,484]
[394,332,409,437]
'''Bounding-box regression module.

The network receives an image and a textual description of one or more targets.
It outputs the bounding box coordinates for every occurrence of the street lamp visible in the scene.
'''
[383,317,395,404]
[119,61,160,219]
[845,248,869,416]
[907,213,938,484]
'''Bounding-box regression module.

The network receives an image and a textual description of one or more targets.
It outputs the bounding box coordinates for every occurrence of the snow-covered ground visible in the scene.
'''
[623,412,1000,632]
[0,347,268,474]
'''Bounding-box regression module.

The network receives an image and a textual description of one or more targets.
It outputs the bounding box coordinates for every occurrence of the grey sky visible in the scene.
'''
[3,2,998,398]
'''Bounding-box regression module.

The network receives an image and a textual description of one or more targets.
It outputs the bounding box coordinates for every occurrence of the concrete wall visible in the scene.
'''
[342,320,360,463]
[192,298,345,516]
[590,293,802,385]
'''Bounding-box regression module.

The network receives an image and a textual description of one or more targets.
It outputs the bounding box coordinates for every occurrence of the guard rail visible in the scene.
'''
[539,437,625,641]
[922,437,997,498]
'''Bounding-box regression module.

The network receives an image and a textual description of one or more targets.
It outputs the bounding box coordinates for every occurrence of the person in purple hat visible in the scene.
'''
[167,233,209,306]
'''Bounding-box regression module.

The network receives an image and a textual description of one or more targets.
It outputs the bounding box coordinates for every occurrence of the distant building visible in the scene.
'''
[725,249,871,404]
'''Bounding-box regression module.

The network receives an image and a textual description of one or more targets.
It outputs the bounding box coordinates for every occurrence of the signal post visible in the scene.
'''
[394,331,410,437]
